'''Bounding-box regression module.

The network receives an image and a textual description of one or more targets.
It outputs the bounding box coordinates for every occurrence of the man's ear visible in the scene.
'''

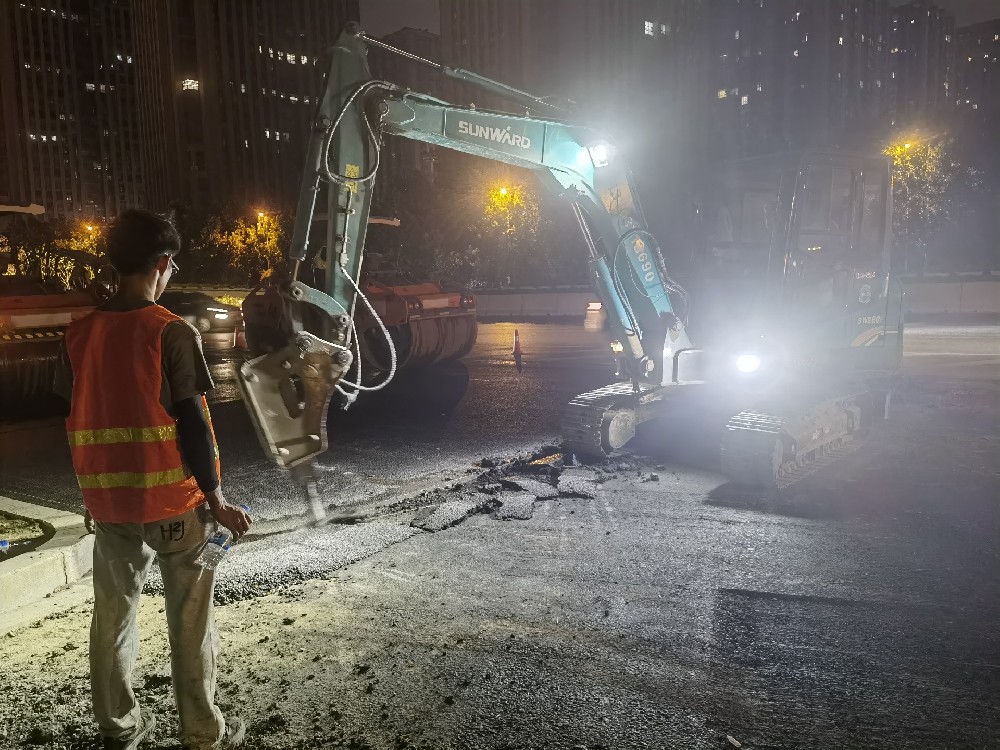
[154,254,170,273]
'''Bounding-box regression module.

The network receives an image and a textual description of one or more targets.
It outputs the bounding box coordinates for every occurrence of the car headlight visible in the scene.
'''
[735,353,761,373]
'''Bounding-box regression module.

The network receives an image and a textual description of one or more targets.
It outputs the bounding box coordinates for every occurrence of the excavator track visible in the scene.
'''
[720,396,865,489]
[561,382,664,461]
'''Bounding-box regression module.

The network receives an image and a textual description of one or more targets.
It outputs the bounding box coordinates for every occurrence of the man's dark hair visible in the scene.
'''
[105,209,181,275]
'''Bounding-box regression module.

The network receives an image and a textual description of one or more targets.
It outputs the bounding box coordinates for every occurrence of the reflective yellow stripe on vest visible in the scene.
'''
[76,466,190,490]
[68,425,177,447]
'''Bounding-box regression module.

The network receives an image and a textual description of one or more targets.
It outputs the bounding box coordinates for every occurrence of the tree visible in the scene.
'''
[0,216,105,289]
[187,209,288,286]
[883,133,984,273]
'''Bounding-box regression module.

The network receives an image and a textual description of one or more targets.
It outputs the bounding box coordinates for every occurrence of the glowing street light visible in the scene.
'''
[498,187,508,196]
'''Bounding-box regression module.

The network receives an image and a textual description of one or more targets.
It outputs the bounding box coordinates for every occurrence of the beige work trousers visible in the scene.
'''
[91,503,226,749]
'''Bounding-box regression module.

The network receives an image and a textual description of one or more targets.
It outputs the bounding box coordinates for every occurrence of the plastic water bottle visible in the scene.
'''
[0,540,9,556]
[195,505,250,570]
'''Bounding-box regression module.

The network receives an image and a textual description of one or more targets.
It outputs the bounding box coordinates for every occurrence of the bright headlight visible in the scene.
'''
[587,143,612,168]
[735,354,761,373]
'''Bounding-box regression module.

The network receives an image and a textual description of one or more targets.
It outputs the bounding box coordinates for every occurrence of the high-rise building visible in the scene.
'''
[437,1,711,172]
[707,0,892,158]
[953,19,1000,138]
[887,0,956,127]
[131,0,359,213]
[0,0,142,220]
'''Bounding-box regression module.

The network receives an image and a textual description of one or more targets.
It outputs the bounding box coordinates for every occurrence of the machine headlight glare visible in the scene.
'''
[588,143,612,168]
[735,354,761,373]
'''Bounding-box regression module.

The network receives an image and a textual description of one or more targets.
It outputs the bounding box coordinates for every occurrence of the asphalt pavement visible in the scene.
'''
[2,323,1000,749]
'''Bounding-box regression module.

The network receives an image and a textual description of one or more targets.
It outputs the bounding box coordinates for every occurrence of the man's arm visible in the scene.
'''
[162,321,251,538]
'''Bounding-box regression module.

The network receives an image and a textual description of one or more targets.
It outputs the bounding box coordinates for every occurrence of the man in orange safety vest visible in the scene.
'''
[56,209,251,750]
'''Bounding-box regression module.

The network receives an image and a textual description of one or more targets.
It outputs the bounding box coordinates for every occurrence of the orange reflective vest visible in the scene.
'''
[65,304,220,524]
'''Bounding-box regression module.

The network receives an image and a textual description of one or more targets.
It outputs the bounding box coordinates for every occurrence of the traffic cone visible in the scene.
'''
[512,328,523,372]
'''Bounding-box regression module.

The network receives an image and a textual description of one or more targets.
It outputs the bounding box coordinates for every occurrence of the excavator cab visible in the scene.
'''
[685,150,903,485]
[693,150,901,379]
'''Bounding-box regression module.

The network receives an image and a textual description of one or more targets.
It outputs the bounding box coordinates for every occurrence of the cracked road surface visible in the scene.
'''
[1,324,998,749]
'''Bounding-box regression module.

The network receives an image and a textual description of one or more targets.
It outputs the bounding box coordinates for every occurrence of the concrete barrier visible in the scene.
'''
[956,282,1000,314]
[169,280,1000,321]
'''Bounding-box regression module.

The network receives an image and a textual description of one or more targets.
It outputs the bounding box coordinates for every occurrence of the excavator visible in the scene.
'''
[236,24,902,498]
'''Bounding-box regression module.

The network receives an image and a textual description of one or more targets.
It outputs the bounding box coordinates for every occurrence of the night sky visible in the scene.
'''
[358,0,998,40]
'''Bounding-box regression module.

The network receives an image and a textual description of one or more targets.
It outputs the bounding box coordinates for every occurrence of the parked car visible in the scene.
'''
[157,291,241,333]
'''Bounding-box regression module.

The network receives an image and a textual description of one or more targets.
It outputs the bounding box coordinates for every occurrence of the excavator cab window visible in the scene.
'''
[703,172,781,280]
[787,162,868,312]
[858,169,887,258]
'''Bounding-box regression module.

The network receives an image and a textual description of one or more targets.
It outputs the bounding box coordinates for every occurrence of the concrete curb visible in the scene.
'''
[0,496,93,617]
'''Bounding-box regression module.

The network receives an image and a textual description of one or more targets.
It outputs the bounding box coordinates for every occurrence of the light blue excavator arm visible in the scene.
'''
[238,24,692,469]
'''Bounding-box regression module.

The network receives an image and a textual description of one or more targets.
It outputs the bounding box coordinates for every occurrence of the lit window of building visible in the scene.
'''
[644,21,654,36]
[793,49,799,57]
[838,37,844,45]
[717,89,727,98]
[181,79,199,91]
[240,83,246,93]
[741,95,748,105]
[755,82,762,91]
[300,55,308,64]
[734,30,740,40]
[660,23,668,34]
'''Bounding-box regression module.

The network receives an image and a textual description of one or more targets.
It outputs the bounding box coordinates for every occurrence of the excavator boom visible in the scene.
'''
[237,24,691,469]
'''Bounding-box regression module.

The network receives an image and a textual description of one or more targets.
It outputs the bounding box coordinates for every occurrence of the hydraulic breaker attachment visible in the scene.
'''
[237,331,353,468]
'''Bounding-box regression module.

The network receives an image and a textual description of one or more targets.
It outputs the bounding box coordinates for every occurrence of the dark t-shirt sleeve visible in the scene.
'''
[161,320,214,404]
